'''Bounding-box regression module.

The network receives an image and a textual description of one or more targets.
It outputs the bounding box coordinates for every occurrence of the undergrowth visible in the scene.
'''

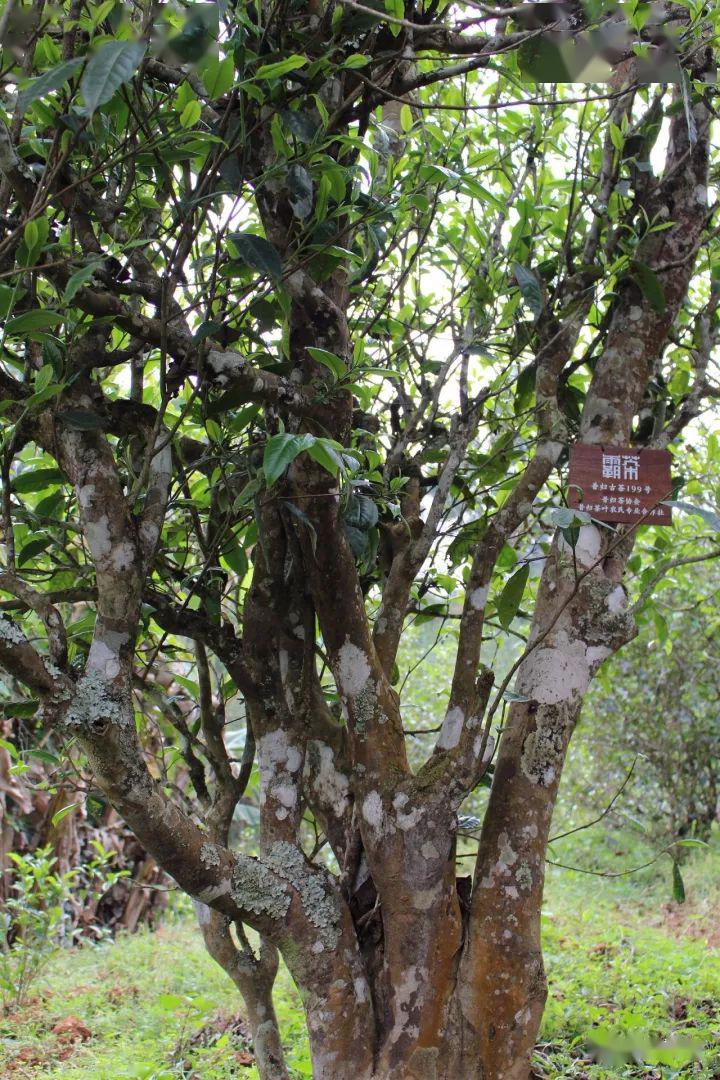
[1,841,718,1079]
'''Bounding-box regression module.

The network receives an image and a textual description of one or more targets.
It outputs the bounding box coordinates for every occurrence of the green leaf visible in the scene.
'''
[609,122,625,152]
[384,0,403,34]
[263,433,314,486]
[228,232,283,280]
[13,467,64,494]
[671,859,686,904]
[343,493,378,531]
[665,499,720,531]
[80,39,147,115]
[306,347,347,380]
[344,522,370,559]
[513,263,544,320]
[205,418,222,443]
[342,54,371,69]
[549,507,591,530]
[18,537,51,565]
[6,310,63,334]
[0,284,26,318]
[24,219,39,253]
[90,0,117,28]
[0,737,19,760]
[496,564,529,630]
[16,58,83,113]
[202,55,234,98]
[673,839,708,849]
[221,540,248,578]
[179,99,202,129]
[307,438,344,477]
[63,259,103,302]
[255,55,307,80]
[56,408,105,431]
[281,108,319,142]
[51,802,80,827]
[27,748,61,765]
[448,518,487,568]
[287,163,313,219]
[34,364,54,392]
[169,12,215,63]
[630,259,665,314]
[26,384,64,409]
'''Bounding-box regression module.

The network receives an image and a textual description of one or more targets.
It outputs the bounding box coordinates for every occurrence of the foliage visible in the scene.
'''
[563,561,720,848]
[1,0,720,1072]
[0,845,125,1011]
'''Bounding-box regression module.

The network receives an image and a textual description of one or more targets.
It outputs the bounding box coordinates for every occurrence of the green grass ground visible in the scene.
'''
[2,845,718,1080]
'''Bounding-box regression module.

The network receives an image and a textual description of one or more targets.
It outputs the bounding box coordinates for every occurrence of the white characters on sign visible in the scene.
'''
[622,455,640,480]
[601,454,621,479]
[602,453,640,482]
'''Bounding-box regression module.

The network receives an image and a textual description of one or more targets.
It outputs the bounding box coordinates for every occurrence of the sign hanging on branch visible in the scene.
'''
[568,444,673,526]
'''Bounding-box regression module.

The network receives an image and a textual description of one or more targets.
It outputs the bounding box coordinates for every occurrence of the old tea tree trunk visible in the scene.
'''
[0,3,718,1077]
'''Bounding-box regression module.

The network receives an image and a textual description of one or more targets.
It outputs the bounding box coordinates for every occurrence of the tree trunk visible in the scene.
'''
[197,906,289,1080]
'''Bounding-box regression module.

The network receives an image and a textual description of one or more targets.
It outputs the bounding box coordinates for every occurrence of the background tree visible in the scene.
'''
[567,556,720,848]
[1,2,720,1078]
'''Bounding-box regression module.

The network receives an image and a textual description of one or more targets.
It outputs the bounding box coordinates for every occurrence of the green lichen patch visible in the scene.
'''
[64,668,127,730]
[231,857,291,921]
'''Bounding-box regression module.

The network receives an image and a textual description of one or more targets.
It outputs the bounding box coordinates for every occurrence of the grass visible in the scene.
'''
[1,843,719,1079]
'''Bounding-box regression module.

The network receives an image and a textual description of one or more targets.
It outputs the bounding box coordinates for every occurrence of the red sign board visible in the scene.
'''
[568,444,673,526]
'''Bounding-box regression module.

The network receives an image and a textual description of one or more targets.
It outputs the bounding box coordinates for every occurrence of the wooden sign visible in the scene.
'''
[568,444,673,526]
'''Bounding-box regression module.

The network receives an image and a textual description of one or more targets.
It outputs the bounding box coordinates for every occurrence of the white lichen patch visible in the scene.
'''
[110,541,135,572]
[77,484,95,509]
[0,614,27,646]
[361,791,388,834]
[436,706,464,750]
[586,644,612,668]
[308,741,350,818]
[336,639,371,697]
[469,585,489,611]
[257,729,302,807]
[87,637,123,680]
[84,515,112,560]
[558,523,601,568]
[497,832,518,871]
[606,585,627,614]
[479,831,519,889]
[517,638,590,705]
[395,799,424,831]
[200,842,221,868]
[273,783,298,809]
[516,863,533,891]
